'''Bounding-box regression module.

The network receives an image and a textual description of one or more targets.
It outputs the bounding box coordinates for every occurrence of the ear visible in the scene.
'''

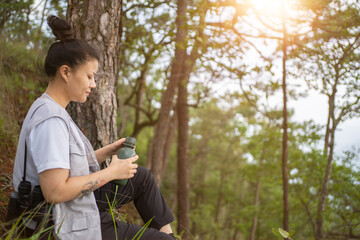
[59,65,71,82]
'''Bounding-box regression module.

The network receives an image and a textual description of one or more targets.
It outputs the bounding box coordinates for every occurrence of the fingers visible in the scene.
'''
[112,138,126,147]
[111,154,138,162]
[118,138,126,145]
[111,154,118,161]
[109,154,139,180]
[111,138,126,152]
[128,162,138,178]
[129,155,139,162]
[124,165,137,179]
[130,168,137,175]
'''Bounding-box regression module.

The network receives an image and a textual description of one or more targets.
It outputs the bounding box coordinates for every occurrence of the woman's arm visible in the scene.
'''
[94,138,125,164]
[39,154,138,204]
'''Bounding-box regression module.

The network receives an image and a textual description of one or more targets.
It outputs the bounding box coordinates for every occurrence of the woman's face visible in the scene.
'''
[67,58,99,103]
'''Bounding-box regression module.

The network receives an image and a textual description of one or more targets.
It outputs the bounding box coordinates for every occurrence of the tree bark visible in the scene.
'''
[175,3,207,238]
[148,0,188,186]
[66,0,122,149]
[161,110,178,180]
[316,83,338,240]
[250,154,264,240]
[177,72,190,240]
[281,0,289,232]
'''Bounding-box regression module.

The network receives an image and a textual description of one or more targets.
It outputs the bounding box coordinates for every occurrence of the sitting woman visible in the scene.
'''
[11,15,175,240]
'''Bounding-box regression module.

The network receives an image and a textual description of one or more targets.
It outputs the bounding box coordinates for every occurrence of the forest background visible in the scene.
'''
[0,0,360,239]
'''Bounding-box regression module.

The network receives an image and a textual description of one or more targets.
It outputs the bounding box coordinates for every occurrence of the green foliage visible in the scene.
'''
[0,38,47,133]
[1,0,360,239]
[117,0,176,137]
[272,228,295,239]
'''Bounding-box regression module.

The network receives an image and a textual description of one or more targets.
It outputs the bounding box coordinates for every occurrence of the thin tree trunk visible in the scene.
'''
[66,0,122,149]
[177,71,190,240]
[160,110,178,180]
[23,4,31,42]
[176,52,204,240]
[281,0,289,232]
[213,143,234,240]
[34,0,49,50]
[148,0,188,186]
[250,180,261,240]
[314,32,360,240]
[214,171,225,225]
[316,85,337,240]
[132,69,148,137]
[250,154,265,240]
[190,136,209,236]
[323,113,331,157]
[130,50,156,137]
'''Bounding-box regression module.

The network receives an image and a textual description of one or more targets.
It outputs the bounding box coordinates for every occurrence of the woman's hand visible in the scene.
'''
[107,138,126,156]
[94,138,126,164]
[108,154,139,180]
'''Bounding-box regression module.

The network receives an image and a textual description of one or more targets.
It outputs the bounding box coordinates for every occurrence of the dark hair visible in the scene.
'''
[44,15,100,77]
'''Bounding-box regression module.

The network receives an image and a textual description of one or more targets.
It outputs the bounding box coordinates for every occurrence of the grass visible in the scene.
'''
[0,188,163,240]
[1,201,55,239]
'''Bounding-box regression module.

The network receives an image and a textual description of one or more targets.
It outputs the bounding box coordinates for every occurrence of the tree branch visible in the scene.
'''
[124,0,173,14]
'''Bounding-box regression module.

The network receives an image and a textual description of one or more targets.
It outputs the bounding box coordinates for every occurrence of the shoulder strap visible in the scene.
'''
[22,141,27,181]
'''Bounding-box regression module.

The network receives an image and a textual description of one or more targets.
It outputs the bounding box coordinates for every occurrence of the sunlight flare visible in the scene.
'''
[249,0,284,15]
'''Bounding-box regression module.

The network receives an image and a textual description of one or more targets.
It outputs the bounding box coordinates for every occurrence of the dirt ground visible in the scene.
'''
[0,131,16,237]
[0,131,16,220]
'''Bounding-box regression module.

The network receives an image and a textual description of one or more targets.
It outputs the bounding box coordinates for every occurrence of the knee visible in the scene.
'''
[135,166,156,183]
[138,166,154,179]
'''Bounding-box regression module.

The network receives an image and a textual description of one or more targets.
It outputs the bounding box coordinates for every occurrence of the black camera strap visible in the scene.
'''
[22,103,48,183]
[22,141,27,182]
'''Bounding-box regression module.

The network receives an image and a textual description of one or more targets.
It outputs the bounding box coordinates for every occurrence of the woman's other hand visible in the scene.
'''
[109,154,139,180]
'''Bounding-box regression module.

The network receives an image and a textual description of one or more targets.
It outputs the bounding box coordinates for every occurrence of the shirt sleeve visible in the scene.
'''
[29,117,70,173]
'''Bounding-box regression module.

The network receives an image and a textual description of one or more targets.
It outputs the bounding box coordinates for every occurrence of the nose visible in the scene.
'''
[90,78,96,88]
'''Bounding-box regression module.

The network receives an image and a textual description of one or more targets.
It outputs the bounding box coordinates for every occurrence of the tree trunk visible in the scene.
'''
[177,72,190,240]
[66,0,122,149]
[250,180,261,240]
[281,0,289,232]
[130,49,157,137]
[214,171,225,226]
[176,44,206,240]
[316,84,338,240]
[23,3,31,42]
[34,0,48,50]
[132,67,148,137]
[147,110,178,180]
[250,154,265,240]
[161,110,178,180]
[190,136,210,236]
[148,0,188,186]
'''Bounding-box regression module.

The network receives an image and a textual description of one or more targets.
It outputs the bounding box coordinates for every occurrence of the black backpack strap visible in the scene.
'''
[22,141,27,182]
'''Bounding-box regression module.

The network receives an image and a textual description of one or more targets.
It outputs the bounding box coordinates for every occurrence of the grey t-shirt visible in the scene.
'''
[18,117,84,188]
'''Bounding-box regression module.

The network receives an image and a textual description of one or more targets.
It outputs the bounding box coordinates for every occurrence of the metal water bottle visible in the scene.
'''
[112,137,136,186]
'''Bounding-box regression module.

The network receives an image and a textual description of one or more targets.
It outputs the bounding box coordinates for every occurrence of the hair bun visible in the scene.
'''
[47,15,74,42]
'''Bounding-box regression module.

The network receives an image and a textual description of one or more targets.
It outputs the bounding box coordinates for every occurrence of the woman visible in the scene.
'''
[11,15,175,240]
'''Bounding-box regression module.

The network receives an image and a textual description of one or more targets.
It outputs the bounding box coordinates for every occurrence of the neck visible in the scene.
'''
[45,80,70,108]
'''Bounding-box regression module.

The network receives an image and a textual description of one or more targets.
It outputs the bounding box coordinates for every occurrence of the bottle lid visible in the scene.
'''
[123,137,136,148]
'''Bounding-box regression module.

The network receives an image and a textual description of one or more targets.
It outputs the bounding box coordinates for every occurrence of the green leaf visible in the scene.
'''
[278,228,289,238]
[272,228,283,238]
